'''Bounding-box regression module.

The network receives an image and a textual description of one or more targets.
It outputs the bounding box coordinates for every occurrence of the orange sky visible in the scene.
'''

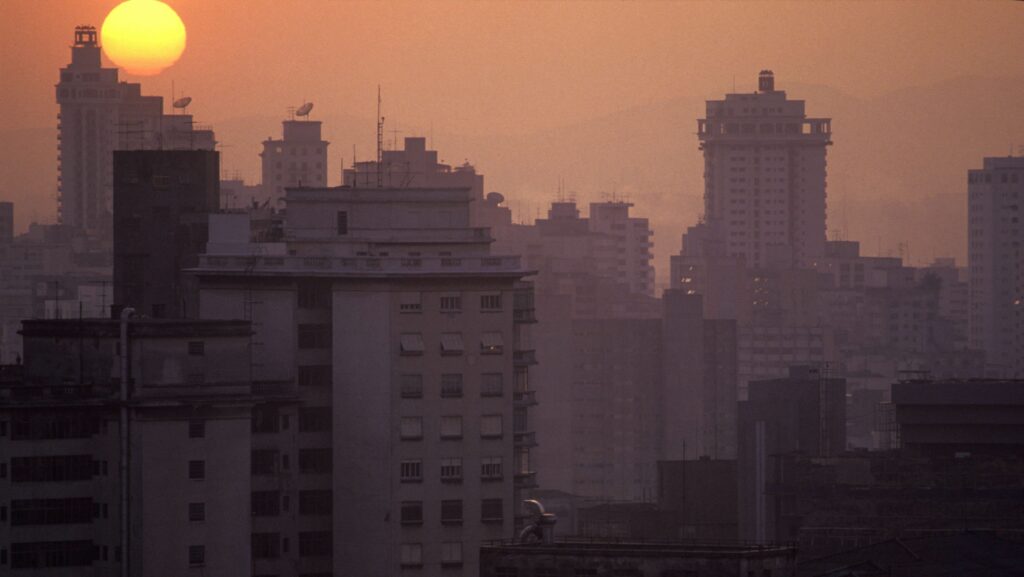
[1,1,1023,269]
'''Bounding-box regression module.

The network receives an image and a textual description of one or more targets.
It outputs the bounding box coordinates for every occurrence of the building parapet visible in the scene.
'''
[193,253,526,277]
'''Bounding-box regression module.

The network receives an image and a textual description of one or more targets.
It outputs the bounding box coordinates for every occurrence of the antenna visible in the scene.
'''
[376,85,384,188]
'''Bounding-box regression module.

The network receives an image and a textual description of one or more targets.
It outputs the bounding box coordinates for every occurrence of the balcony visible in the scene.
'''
[195,253,524,277]
[513,350,537,367]
[513,390,538,407]
[513,287,537,324]
[514,431,537,447]
[514,471,538,489]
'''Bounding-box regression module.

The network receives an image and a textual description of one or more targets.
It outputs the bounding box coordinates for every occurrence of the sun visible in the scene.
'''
[101,0,186,76]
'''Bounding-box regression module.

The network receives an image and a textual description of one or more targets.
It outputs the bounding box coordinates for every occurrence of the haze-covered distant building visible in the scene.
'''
[689,69,831,270]
[968,156,1024,377]
[56,26,214,238]
[259,117,329,201]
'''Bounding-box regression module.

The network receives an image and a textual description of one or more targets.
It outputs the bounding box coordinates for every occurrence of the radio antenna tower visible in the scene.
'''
[376,85,384,188]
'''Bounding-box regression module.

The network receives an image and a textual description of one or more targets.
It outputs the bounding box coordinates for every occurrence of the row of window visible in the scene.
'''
[251,490,331,516]
[400,372,504,399]
[400,415,503,440]
[400,293,503,314]
[399,457,503,482]
[400,498,504,526]
[400,541,463,567]
[399,332,504,356]
[8,455,103,483]
[251,448,331,475]
[252,531,332,559]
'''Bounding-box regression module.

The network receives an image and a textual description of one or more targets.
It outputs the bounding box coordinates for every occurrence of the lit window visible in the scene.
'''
[480,332,504,355]
[440,333,464,356]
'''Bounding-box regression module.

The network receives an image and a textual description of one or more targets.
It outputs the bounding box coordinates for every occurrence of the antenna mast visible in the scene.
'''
[376,85,384,188]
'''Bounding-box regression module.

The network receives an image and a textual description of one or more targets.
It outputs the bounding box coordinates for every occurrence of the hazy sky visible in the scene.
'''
[4,1,1021,134]
[2,1,1022,271]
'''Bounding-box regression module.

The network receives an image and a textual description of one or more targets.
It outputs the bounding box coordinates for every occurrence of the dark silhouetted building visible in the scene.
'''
[113,149,219,318]
[0,202,12,244]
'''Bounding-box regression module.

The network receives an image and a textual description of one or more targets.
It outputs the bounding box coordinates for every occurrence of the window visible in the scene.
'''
[11,455,96,483]
[252,533,281,559]
[481,332,504,354]
[440,333,464,355]
[441,373,463,398]
[441,458,463,482]
[440,499,463,525]
[252,406,280,433]
[399,292,422,313]
[400,460,422,482]
[298,449,331,474]
[10,498,94,526]
[400,333,425,356]
[441,542,463,567]
[10,540,95,569]
[481,457,503,481]
[400,543,422,567]
[188,341,205,356]
[481,373,503,397]
[298,365,332,387]
[298,324,332,349]
[188,502,205,522]
[188,460,205,480]
[189,420,205,439]
[400,417,423,440]
[299,407,332,433]
[440,293,462,313]
[299,490,332,515]
[400,374,423,398]
[480,294,502,311]
[400,501,423,525]
[251,450,277,475]
[482,498,504,523]
[299,531,332,557]
[336,211,348,235]
[481,415,503,439]
[298,281,332,309]
[252,491,280,516]
[188,545,205,567]
[440,416,463,440]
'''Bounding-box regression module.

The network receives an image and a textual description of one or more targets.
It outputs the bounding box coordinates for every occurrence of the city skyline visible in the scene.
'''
[2,2,1023,273]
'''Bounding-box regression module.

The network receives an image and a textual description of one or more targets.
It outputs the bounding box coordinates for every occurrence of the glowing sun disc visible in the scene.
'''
[101,0,186,76]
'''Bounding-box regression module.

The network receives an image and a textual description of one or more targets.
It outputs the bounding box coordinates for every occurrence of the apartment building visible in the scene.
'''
[260,118,330,201]
[968,156,1024,377]
[192,182,536,576]
[0,318,258,575]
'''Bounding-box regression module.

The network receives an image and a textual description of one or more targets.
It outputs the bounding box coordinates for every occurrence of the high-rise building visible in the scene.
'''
[968,156,1024,377]
[259,118,329,200]
[113,150,220,318]
[192,182,536,577]
[56,26,214,238]
[692,70,832,270]
[0,318,257,575]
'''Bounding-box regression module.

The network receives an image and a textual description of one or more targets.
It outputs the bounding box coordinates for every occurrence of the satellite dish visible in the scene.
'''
[295,102,314,117]
[486,192,505,205]
[172,96,192,109]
